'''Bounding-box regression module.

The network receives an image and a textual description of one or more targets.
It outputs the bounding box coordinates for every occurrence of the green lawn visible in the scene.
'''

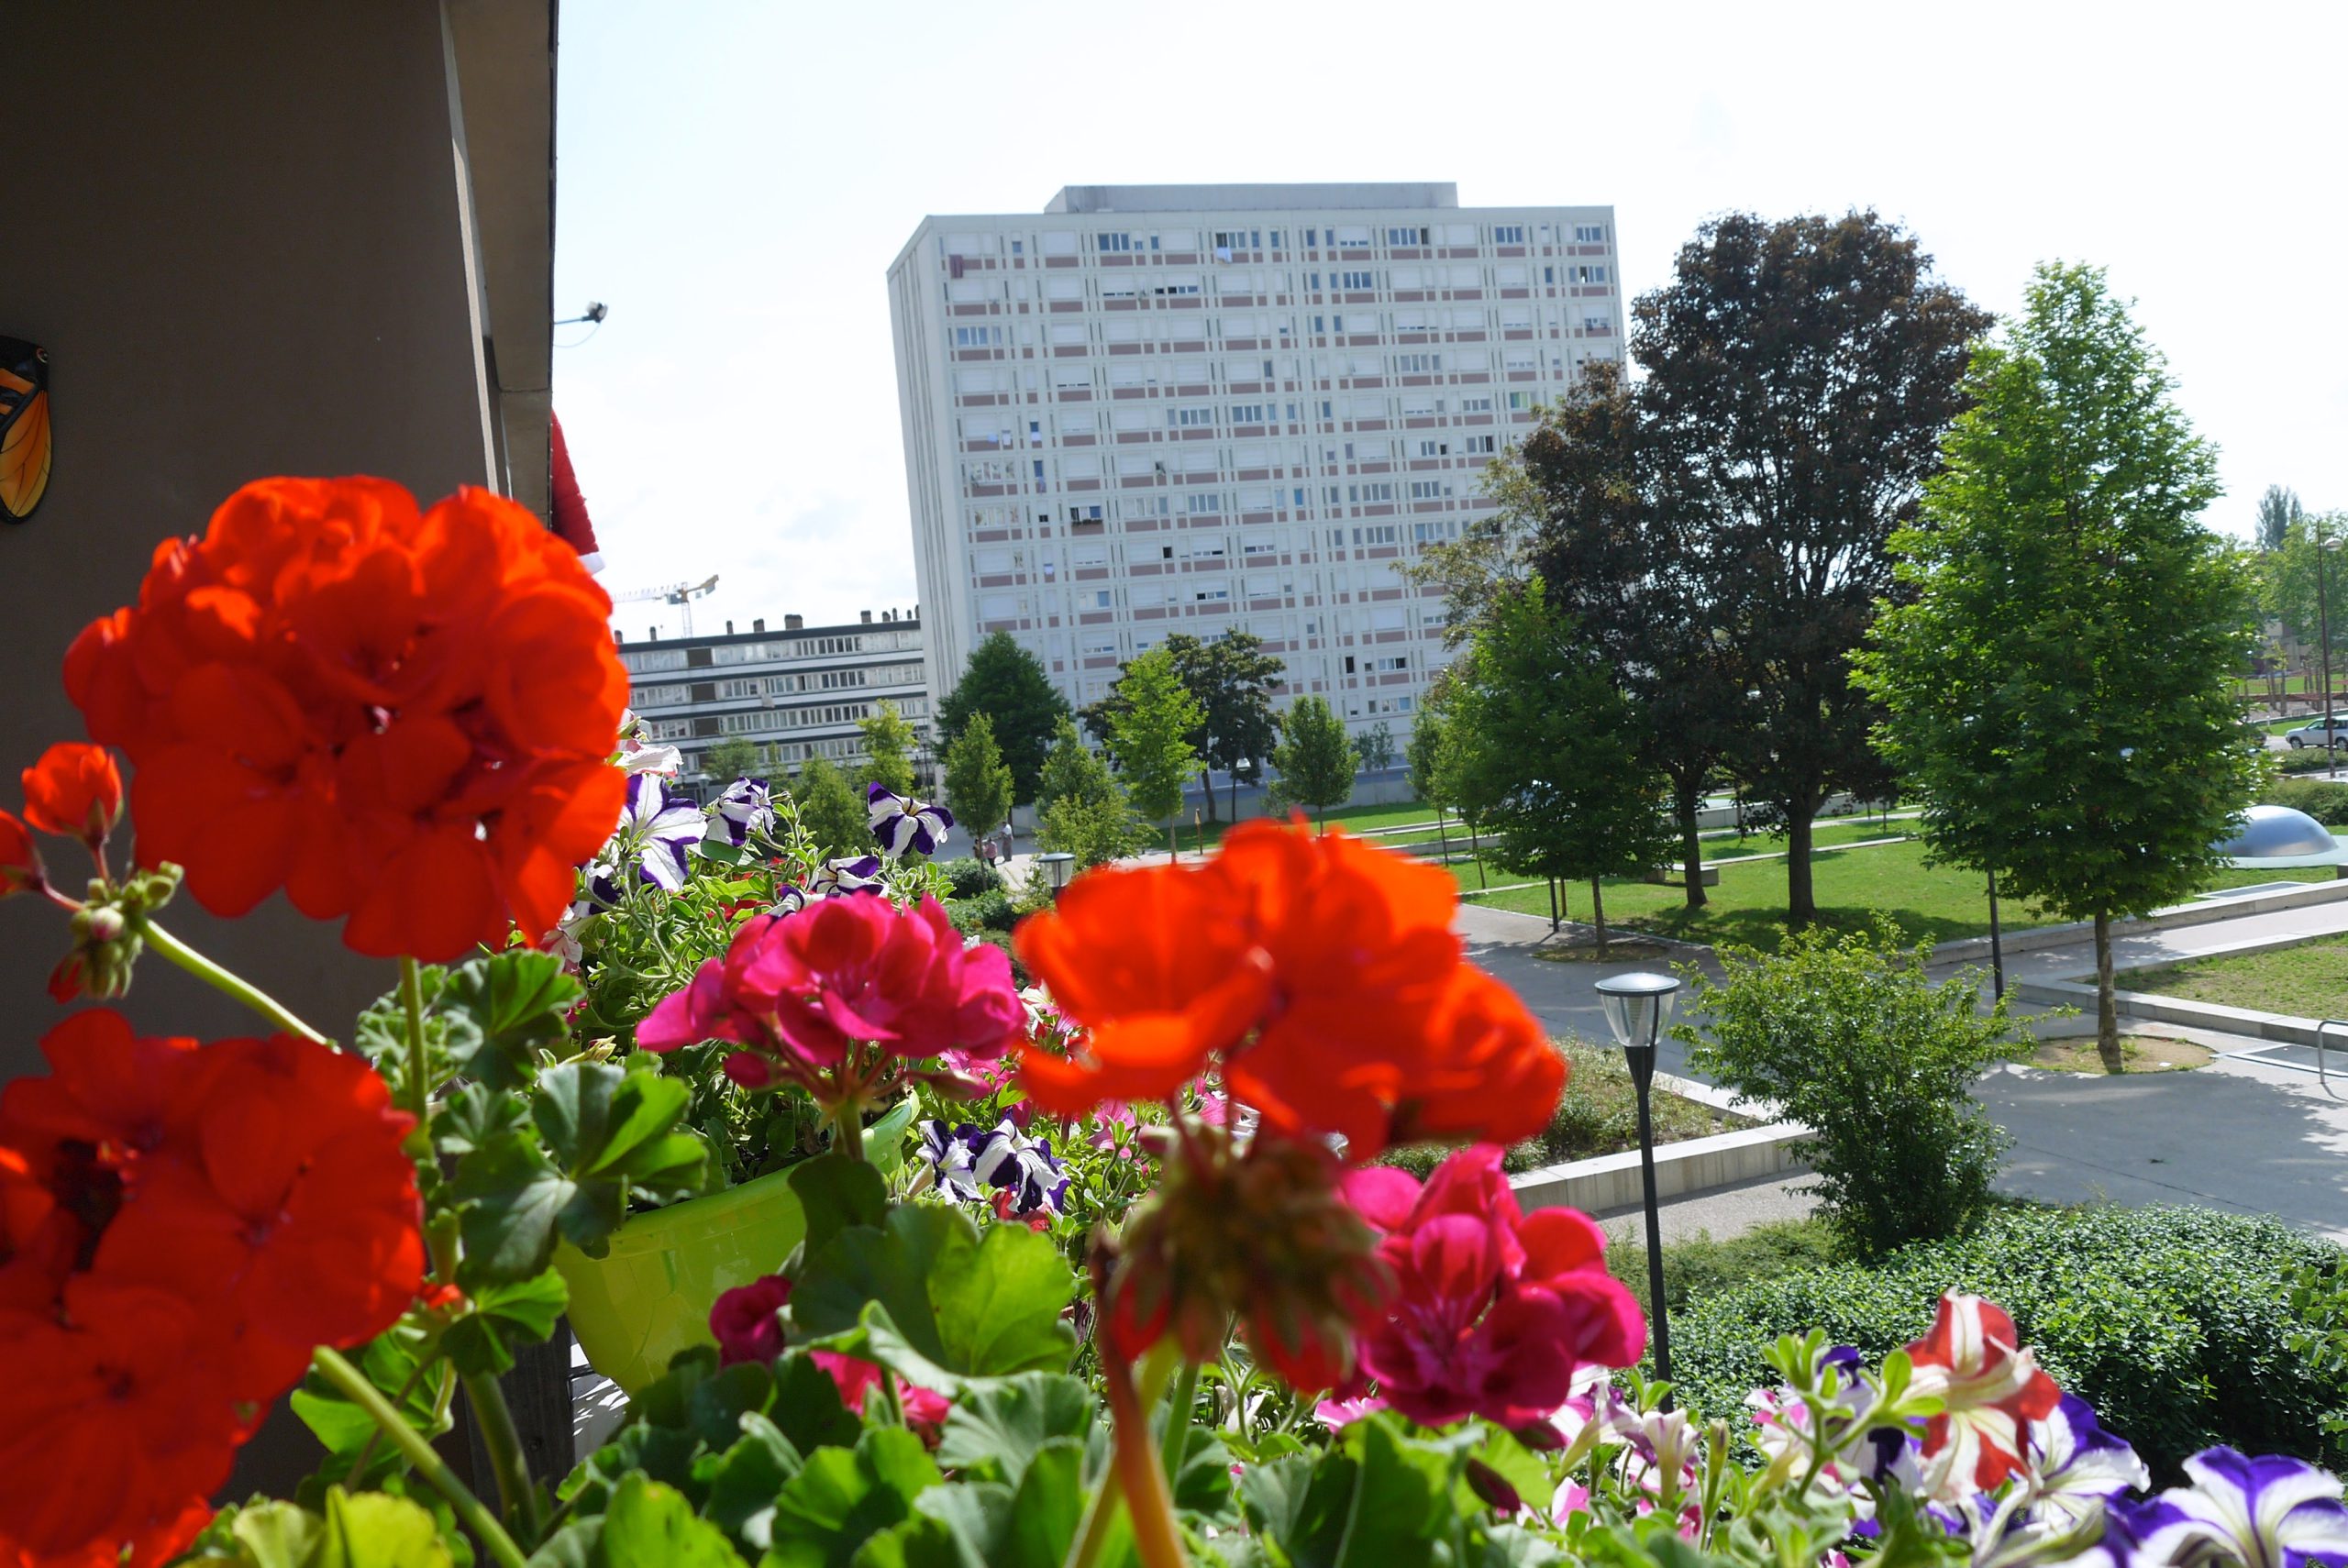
[1454,837,2332,952]
[1151,797,1439,855]
[2120,933,2348,1020]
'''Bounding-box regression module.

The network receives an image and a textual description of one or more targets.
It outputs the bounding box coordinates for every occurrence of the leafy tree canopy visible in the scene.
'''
[1104,648,1202,828]
[936,633,1070,805]
[1857,261,2261,1068]
[1267,694,1357,827]
[857,700,918,799]
[942,712,1013,845]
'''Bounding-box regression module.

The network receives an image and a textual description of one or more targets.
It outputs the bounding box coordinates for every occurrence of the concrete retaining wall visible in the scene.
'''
[1506,1070,1811,1213]
[1932,878,2348,969]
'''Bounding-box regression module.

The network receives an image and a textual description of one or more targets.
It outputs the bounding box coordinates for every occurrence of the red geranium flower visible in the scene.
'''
[0,810,42,899]
[64,478,628,960]
[0,1010,201,1173]
[1014,820,1562,1158]
[1340,1145,1645,1429]
[710,1275,952,1438]
[19,744,122,853]
[91,1033,424,1393]
[1904,1293,2062,1495]
[639,894,1024,1108]
[0,1282,244,1564]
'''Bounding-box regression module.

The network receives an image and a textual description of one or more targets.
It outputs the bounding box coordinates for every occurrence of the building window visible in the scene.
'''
[1337,271,1376,291]
[952,326,1002,348]
[1385,226,1425,246]
[1573,225,1606,243]
[1492,225,1525,244]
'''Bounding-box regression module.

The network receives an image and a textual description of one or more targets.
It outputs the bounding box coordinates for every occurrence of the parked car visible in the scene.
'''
[2283,715,2348,748]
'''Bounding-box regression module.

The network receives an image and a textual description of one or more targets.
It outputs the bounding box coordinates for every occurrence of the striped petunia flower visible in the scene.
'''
[594,773,705,897]
[2122,1449,2348,1568]
[810,855,883,897]
[918,1118,1069,1214]
[707,776,776,847]
[867,784,953,860]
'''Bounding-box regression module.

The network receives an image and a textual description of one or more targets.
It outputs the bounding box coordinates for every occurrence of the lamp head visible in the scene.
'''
[1593,971,1681,1060]
[1037,851,1077,892]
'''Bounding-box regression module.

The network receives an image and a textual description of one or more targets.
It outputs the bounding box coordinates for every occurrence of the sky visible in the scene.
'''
[553,1,2348,641]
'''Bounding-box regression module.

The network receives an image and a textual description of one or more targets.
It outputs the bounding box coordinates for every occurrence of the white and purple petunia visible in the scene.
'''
[2119,1448,2348,1568]
[597,774,706,896]
[867,784,953,860]
[770,884,812,916]
[2025,1395,2151,1534]
[614,710,683,776]
[809,855,884,897]
[706,776,777,847]
[918,1119,1069,1214]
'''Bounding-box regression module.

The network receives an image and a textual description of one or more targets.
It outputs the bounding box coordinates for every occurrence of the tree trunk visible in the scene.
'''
[1229,769,1240,824]
[1199,767,1218,823]
[1168,812,1179,862]
[1468,823,1486,888]
[1784,802,1818,928]
[2094,910,2121,1072]
[1547,878,1559,933]
[1434,806,1452,866]
[1677,778,1708,910]
[1316,803,1326,834]
[1589,878,1608,952]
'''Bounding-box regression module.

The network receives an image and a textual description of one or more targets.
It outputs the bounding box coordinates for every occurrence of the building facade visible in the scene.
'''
[616,609,931,790]
[888,182,1623,740]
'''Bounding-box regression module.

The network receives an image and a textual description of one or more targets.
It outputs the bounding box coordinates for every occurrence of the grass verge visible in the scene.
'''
[2118,933,2348,1020]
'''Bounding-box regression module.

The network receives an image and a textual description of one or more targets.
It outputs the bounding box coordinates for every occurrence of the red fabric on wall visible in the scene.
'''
[549,411,603,568]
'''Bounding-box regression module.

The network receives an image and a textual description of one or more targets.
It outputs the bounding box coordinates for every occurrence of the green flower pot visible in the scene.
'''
[558,1112,911,1395]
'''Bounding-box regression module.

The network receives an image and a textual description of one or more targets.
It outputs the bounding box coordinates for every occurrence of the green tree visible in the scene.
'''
[1682,920,2021,1256]
[1404,706,1460,868]
[1517,360,1737,909]
[1640,211,1992,925]
[1165,631,1285,823]
[1444,580,1673,948]
[700,734,762,786]
[789,753,871,859]
[2264,513,2348,680]
[1105,648,1202,852]
[857,699,918,798]
[1354,720,1397,776]
[1036,715,1119,812]
[1856,262,2262,1071]
[936,632,1071,804]
[1036,783,1152,869]
[942,712,1013,849]
[1266,694,1356,830]
[2257,484,2304,552]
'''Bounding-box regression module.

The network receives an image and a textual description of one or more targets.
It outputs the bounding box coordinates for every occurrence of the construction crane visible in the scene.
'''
[611,574,719,636]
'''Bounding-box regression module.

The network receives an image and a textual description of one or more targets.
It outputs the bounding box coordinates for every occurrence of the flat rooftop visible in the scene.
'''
[1044,182,1458,215]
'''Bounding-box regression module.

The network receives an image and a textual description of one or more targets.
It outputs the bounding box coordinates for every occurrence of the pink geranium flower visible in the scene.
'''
[1340,1145,1645,1430]
[637,894,1024,1109]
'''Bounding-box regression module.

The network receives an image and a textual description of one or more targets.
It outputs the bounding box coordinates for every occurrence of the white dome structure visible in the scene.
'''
[2215,805,2348,868]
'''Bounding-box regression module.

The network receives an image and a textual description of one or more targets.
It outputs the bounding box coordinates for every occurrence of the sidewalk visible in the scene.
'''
[1456,899,2348,1243]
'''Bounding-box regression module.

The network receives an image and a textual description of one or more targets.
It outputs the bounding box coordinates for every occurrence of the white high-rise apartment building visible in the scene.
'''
[888,182,1623,741]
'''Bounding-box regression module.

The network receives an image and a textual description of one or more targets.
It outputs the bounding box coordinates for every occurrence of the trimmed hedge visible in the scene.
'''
[1665,1204,2347,1477]
[2261,777,2348,826]
[937,857,1006,899]
[2276,745,2342,774]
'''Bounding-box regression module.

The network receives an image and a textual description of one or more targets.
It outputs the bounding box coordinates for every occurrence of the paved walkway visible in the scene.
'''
[1456,900,2348,1243]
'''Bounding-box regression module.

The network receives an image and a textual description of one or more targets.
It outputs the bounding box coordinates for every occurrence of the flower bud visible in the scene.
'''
[0,811,45,898]
[1098,1122,1390,1392]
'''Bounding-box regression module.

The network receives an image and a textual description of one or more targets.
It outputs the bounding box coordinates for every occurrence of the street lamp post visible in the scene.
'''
[1036,852,1076,903]
[1594,970,1682,1402]
[1235,756,1252,823]
[2317,520,2339,767]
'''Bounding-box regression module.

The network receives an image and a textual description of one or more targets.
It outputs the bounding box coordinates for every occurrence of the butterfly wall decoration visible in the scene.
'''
[0,337,51,523]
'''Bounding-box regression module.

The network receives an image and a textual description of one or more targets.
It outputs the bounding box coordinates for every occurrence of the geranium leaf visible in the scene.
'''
[998,1439,1085,1568]
[442,951,581,1067]
[588,1074,696,1177]
[314,1488,454,1568]
[935,1374,1093,1486]
[701,1412,803,1554]
[450,1133,574,1286]
[789,1152,889,1261]
[533,1061,619,1169]
[1334,1417,1452,1568]
[597,1474,740,1568]
[765,1428,939,1568]
[227,1500,321,1568]
[770,1351,864,1459]
[443,1268,570,1377]
[796,1210,1076,1393]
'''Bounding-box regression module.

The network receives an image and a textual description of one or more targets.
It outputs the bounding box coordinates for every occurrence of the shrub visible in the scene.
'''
[944,889,1017,936]
[937,856,1005,899]
[1666,1204,2348,1477]
[1681,919,2023,1257]
[2261,776,2348,825]
[2276,745,2341,774]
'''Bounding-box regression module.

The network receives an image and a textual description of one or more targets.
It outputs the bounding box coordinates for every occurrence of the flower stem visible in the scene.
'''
[1102,1343,1188,1568]
[461,1365,543,1542]
[313,1348,526,1568]
[138,920,332,1046]
[830,1096,866,1163]
[399,956,432,1133]
[1062,1465,1124,1568]
[1159,1356,1202,1489]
